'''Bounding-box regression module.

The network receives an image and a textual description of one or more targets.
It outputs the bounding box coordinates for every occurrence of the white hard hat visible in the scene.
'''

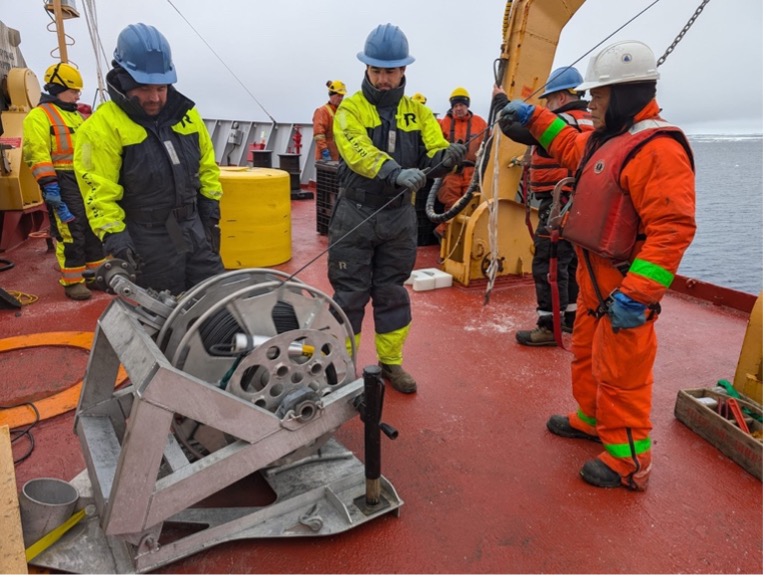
[576,40,659,91]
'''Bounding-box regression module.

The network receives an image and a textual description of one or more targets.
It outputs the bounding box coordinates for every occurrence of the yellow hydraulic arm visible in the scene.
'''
[441,0,586,286]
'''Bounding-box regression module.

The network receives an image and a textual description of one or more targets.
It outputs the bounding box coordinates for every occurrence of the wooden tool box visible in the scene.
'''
[675,388,763,480]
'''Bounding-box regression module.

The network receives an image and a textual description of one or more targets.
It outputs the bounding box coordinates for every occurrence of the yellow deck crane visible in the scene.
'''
[439,0,586,287]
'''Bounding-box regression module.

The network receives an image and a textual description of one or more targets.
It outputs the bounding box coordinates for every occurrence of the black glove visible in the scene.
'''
[442,143,467,170]
[197,196,221,254]
[103,230,137,265]
[197,196,221,223]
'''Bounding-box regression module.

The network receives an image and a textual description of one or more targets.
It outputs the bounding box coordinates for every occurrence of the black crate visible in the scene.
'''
[316,161,339,235]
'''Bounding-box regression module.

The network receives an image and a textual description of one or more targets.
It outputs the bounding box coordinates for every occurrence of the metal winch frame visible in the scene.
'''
[34,265,402,573]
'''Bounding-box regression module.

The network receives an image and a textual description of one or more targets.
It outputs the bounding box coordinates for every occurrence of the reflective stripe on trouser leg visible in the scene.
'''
[375,324,411,365]
[86,258,106,270]
[60,265,86,286]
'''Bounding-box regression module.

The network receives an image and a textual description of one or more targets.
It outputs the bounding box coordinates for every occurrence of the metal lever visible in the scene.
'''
[357,365,398,506]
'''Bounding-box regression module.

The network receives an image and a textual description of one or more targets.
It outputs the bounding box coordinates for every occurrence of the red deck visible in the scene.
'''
[1,199,762,574]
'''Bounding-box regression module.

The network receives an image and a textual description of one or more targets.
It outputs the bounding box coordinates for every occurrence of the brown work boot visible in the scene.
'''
[64,283,92,301]
[515,326,556,346]
[379,362,417,394]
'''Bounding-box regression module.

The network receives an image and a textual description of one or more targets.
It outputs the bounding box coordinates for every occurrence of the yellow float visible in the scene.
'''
[218,167,292,268]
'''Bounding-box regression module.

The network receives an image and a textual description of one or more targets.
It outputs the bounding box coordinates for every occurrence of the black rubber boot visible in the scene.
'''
[580,459,622,488]
[546,415,600,442]
[563,311,576,333]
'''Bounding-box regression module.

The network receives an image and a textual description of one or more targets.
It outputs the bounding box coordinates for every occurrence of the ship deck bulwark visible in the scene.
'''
[1,199,761,574]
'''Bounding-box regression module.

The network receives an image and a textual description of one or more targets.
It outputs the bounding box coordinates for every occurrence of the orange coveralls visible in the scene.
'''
[527,99,696,489]
[312,102,340,161]
[437,111,488,207]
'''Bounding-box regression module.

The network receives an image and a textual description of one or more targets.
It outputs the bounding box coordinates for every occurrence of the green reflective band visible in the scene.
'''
[629,258,674,287]
[604,437,652,459]
[576,409,596,426]
[538,117,568,150]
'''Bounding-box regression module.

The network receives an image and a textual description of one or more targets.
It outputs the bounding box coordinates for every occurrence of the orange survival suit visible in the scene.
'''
[437,110,488,208]
[527,99,696,489]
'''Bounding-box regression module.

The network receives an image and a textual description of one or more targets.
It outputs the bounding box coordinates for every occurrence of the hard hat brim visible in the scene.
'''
[575,73,660,92]
[124,68,178,85]
[357,52,415,68]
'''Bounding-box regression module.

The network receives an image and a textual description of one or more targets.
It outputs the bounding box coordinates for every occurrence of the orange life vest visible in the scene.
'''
[563,119,694,261]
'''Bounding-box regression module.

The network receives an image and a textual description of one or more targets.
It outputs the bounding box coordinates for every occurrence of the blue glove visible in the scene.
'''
[607,291,647,331]
[54,203,76,224]
[442,143,467,169]
[394,168,427,192]
[42,182,62,207]
[42,182,75,223]
[103,230,136,264]
[321,149,332,161]
[499,100,535,126]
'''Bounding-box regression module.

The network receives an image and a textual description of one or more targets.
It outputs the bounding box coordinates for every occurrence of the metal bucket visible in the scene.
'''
[19,477,78,547]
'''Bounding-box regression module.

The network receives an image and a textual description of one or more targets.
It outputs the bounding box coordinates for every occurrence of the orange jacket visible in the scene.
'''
[312,102,339,160]
[527,99,696,305]
[439,111,488,163]
[529,107,592,196]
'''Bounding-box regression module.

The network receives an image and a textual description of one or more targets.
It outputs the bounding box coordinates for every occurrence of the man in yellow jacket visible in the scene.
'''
[330,23,465,393]
[23,63,104,300]
[75,23,223,295]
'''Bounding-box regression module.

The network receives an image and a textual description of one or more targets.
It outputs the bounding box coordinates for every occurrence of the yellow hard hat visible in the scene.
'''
[326,80,347,95]
[412,92,427,105]
[44,62,83,91]
[449,86,470,107]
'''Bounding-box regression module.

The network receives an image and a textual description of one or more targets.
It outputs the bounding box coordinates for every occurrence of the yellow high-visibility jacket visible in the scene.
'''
[74,90,221,240]
[23,97,83,185]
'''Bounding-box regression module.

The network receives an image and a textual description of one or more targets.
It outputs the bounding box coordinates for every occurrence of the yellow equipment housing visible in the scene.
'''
[0,67,43,211]
[440,0,586,286]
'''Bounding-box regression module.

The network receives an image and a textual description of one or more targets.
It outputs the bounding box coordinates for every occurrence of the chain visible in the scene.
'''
[656,0,712,67]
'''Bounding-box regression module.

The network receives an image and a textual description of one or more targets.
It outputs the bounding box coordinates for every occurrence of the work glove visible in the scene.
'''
[499,100,536,127]
[197,196,222,254]
[442,142,467,170]
[42,182,63,207]
[394,167,427,192]
[42,183,75,223]
[103,230,137,267]
[53,203,76,224]
[321,149,332,161]
[607,291,647,331]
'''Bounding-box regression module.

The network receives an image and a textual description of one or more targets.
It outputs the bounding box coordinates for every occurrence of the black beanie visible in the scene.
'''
[450,95,470,108]
[44,82,68,96]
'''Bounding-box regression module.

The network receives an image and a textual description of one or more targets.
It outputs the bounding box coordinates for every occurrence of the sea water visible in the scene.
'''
[678,135,763,295]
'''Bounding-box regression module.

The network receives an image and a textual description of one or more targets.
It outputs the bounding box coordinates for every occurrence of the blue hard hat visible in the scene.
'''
[114,23,177,85]
[540,66,583,98]
[357,24,415,68]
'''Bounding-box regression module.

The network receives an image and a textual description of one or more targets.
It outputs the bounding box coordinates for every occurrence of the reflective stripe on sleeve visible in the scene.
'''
[629,258,674,287]
[538,117,568,150]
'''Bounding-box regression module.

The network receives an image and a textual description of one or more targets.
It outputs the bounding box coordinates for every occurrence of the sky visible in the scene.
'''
[2,0,763,135]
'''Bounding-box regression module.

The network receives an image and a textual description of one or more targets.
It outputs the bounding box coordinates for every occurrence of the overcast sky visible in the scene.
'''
[3,0,763,134]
